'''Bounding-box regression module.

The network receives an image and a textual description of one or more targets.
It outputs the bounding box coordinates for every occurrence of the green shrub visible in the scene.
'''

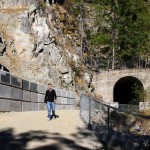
[131,83,145,104]
[68,59,84,78]
[41,0,46,12]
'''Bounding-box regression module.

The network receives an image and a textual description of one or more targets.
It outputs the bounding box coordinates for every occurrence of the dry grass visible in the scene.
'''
[75,77,89,92]
[139,110,150,116]
[94,93,103,100]
[138,118,150,135]
[0,7,27,14]
[68,59,76,68]
[75,77,85,85]
[0,25,12,41]
[110,111,150,135]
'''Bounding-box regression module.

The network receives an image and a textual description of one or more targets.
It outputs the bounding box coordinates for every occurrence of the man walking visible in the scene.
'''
[44,83,57,120]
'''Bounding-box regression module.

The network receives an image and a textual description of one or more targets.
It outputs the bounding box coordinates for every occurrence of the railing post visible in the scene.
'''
[107,107,110,150]
[89,97,91,125]
[80,94,82,119]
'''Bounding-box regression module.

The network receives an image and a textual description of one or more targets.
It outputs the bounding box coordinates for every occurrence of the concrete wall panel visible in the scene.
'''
[23,90,31,101]
[38,84,47,94]
[61,90,66,97]
[38,94,45,103]
[22,80,30,91]
[11,75,22,88]
[31,92,38,102]
[11,87,23,100]
[38,103,47,111]
[0,70,11,85]
[56,89,61,97]
[31,103,38,111]
[22,102,32,111]
[0,99,10,111]
[30,82,38,93]
[0,84,11,99]
[10,100,22,112]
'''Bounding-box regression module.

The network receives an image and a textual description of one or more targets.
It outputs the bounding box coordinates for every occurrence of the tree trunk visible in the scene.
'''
[138,56,141,68]
[111,0,115,70]
[80,0,84,60]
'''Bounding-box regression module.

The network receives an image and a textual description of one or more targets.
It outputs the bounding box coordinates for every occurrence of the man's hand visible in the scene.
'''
[54,100,57,103]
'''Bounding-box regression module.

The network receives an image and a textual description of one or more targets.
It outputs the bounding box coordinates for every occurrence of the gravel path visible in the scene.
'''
[0,110,104,150]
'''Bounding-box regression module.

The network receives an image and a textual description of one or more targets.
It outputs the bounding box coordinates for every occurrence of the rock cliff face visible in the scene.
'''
[0,0,81,89]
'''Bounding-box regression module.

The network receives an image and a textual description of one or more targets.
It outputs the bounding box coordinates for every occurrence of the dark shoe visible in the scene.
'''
[52,111,59,118]
[52,111,58,119]
[48,116,53,121]
[52,111,55,118]
[54,115,59,118]
[53,115,57,119]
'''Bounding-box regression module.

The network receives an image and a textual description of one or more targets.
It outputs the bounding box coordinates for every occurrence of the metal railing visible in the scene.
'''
[80,94,150,150]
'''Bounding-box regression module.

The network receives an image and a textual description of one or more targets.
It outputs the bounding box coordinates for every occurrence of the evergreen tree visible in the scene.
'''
[116,0,150,68]
[84,0,150,69]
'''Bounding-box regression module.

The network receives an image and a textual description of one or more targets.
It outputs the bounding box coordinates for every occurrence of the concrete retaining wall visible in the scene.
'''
[0,70,76,112]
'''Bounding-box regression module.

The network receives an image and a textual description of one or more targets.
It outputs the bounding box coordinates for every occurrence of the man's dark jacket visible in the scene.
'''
[44,89,57,103]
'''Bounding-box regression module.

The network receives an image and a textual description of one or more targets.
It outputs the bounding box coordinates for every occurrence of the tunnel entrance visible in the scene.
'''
[113,76,144,104]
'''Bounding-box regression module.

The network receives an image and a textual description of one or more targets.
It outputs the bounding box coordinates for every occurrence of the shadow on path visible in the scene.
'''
[0,127,104,150]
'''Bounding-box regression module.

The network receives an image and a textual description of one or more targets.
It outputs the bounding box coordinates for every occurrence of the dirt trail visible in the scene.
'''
[0,110,104,150]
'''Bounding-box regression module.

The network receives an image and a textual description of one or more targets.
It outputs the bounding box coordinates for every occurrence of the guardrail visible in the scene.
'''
[80,94,150,150]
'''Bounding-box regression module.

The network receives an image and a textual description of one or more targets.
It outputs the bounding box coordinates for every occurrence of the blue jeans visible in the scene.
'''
[47,102,55,118]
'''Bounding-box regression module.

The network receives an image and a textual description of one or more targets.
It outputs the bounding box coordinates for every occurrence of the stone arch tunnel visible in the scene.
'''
[113,76,144,104]
[92,69,150,104]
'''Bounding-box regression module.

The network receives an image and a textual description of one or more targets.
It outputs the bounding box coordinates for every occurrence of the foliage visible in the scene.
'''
[74,77,88,91]
[83,0,150,69]
[131,83,145,104]
[0,25,11,41]
[89,33,111,47]
[41,0,46,12]
[116,1,150,62]
[68,59,84,78]
[140,110,150,115]
[68,59,76,68]
[64,0,83,17]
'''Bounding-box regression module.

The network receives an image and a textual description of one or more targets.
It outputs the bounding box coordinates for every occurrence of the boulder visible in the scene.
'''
[91,113,106,125]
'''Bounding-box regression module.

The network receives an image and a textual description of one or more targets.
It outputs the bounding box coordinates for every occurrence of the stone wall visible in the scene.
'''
[0,70,76,112]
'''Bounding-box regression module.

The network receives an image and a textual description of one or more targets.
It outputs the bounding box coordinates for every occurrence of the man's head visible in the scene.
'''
[48,83,52,90]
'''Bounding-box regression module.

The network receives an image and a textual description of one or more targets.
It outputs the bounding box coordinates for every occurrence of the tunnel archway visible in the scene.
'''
[113,76,144,104]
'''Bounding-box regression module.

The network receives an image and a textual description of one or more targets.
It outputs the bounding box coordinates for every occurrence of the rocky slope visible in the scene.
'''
[0,1,77,86]
[0,0,96,102]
